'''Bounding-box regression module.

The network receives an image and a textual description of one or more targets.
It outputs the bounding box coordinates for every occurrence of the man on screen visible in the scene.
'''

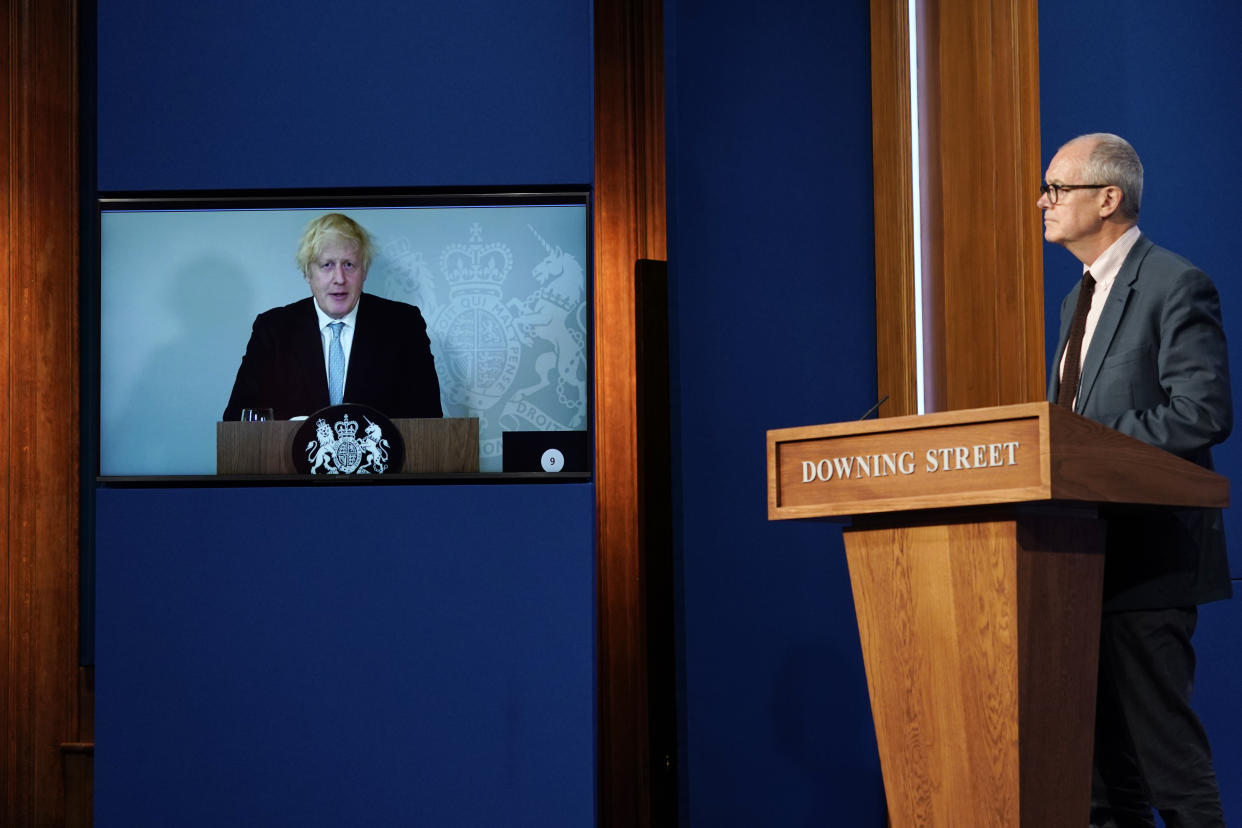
[1041,133,1230,826]
[223,213,443,421]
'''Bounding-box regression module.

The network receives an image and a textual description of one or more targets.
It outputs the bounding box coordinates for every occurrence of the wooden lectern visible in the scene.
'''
[217,418,479,474]
[766,402,1227,827]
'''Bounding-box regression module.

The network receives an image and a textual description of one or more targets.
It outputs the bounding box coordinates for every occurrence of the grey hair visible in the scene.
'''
[1075,132,1144,220]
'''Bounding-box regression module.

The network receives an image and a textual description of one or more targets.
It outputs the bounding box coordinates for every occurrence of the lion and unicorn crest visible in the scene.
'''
[379,220,588,470]
[305,414,391,475]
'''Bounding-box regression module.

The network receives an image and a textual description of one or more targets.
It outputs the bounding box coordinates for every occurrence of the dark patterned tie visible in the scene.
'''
[1057,271,1096,409]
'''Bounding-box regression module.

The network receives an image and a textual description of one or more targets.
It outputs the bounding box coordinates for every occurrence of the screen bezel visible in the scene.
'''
[89,185,595,486]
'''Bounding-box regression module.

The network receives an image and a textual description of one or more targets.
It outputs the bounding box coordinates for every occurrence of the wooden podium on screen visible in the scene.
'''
[217,418,479,474]
[767,402,1227,827]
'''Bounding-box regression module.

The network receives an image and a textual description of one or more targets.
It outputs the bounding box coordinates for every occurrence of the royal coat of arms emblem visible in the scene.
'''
[291,404,405,475]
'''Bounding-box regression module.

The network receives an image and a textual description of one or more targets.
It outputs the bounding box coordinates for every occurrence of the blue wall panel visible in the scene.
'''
[1039,0,1242,819]
[666,0,885,824]
[97,0,593,190]
[1195,598,1242,818]
[96,485,595,827]
[93,1,595,824]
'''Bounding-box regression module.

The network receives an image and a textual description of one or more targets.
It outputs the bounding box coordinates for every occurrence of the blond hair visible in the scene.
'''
[295,213,375,277]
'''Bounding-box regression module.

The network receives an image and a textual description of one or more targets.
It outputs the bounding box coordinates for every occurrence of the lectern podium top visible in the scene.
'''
[218,417,479,475]
[767,402,1227,520]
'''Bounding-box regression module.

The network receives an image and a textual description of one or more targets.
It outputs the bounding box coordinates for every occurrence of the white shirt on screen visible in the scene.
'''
[313,300,360,390]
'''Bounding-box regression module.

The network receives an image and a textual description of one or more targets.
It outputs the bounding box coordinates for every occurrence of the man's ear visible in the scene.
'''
[1098,185,1124,219]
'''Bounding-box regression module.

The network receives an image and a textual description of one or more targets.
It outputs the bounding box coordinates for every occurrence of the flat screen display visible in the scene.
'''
[95,189,592,478]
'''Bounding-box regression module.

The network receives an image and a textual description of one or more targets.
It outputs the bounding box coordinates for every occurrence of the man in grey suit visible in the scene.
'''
[1042,133,1231,827]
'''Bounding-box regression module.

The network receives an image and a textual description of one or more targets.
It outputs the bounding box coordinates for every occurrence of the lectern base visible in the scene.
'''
[845,505,1104,828]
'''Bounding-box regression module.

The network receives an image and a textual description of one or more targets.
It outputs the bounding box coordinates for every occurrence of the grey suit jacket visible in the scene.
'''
[1048,234,1233,610]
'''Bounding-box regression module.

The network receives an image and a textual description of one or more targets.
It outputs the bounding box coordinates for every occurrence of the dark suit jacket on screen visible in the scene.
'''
[1048,234,1233,611]
[223,293,443,422]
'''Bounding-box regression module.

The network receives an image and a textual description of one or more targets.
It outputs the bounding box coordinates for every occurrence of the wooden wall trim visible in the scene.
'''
[872,0,1044,414]
[2,0,88,825]
[593,0,667,824]
[870,0,920,418]
[926,0,1044,409]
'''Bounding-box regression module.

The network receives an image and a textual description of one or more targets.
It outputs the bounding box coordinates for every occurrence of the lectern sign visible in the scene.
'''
[771,412,1042,518]
[796,435,1023,481]
[767,402,1229,520]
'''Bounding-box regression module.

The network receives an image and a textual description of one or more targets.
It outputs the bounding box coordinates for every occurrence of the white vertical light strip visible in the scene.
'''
[908,0,926,415]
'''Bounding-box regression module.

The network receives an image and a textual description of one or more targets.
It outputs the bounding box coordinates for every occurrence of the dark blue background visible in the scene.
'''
[1039,1,1242,820]
[97,0,592,190]
[665,0,883,824]
[93,0,1242,824]
[96,485,594,826]
[96,0,888,823]
[94,1,599,826]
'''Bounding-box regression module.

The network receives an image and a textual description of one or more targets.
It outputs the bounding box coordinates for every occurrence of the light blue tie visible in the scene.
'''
[328,321,345,405]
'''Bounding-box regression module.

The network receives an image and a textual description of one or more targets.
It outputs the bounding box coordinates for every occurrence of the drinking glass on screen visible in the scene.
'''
[239,408,274,422]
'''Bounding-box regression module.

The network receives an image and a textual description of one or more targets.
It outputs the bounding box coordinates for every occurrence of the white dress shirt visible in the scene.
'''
[312,300,360,390]
[1060,224,1143,395]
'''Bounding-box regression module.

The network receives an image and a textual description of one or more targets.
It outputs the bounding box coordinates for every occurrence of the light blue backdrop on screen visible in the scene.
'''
[100,204,588,474]
[666,0,885,824]
[93,1,596,826]
[1039,1,1242,820]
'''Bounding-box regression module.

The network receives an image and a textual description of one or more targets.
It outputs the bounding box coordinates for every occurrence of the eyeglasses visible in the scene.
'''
[1039,183,1111,204]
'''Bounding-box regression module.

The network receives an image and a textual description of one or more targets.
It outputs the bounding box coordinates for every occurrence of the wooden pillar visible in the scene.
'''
[1,0,91,825]
[871,0,1045,415]
[594,0,668,824]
